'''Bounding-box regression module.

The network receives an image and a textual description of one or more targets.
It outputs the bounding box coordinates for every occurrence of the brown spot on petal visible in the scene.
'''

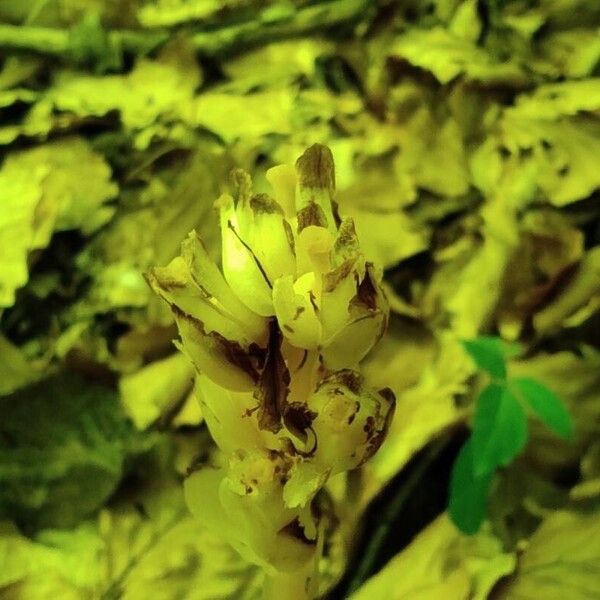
[297,201,327,232]
[144,269,185,292]
[335,369,363,395]
[283,401,317,442]
[334,217,359,257]
[315,369,363,396]
[361,388,396,464]
[283,218,296,254]
[355,263,379,310]
[378,387,396,406]
[171,305,261,384]
[293,306,306,320]
[323,257,356,293]
[331,198,342,229]
[249,192,284,215]
[295,144,335,192]
[230,168,252,205]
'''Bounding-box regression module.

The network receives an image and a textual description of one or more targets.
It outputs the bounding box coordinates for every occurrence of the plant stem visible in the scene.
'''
[192,0,372,57]
[0,0,371,63]
[263,561,316,600]
[0,24,68,56]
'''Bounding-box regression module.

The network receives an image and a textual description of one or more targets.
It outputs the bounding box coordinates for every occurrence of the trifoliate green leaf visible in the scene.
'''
[472,384,528,475]
[509,347,600,471]
[513,377,574,440]
[461,337,507,380]
[449,438,495,534]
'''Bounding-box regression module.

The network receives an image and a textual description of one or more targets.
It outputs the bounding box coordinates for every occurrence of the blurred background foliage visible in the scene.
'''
[0,0,600,598]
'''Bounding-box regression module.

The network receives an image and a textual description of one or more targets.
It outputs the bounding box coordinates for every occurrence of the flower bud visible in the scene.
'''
[217,192,275,317]
[145,231,268,391]
[307,369,395,474]
[321,262,389,370]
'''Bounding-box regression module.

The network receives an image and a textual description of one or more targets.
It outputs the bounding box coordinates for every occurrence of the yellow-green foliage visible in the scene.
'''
[1,1,599,598]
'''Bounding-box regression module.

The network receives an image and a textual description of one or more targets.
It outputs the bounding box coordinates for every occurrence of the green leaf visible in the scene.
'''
[472,383,528,475]
[0,374,149,530]
[513,377,574,440]
[500,111,600,207]
[498,511,600,600]
[0,136,117,308]
[349,513,515,600]
[449,438,494,535]
[390,27,526,85]
[68,14,123,73]
[461,337,507,380]
[0,469,263,599]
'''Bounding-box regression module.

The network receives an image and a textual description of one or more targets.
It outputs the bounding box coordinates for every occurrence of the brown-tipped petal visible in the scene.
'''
[173,307,261,392]
[321,263,389,370]
[146,258,264,348]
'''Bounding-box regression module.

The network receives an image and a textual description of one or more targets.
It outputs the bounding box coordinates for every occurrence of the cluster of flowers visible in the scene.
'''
[147,145,395,590]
